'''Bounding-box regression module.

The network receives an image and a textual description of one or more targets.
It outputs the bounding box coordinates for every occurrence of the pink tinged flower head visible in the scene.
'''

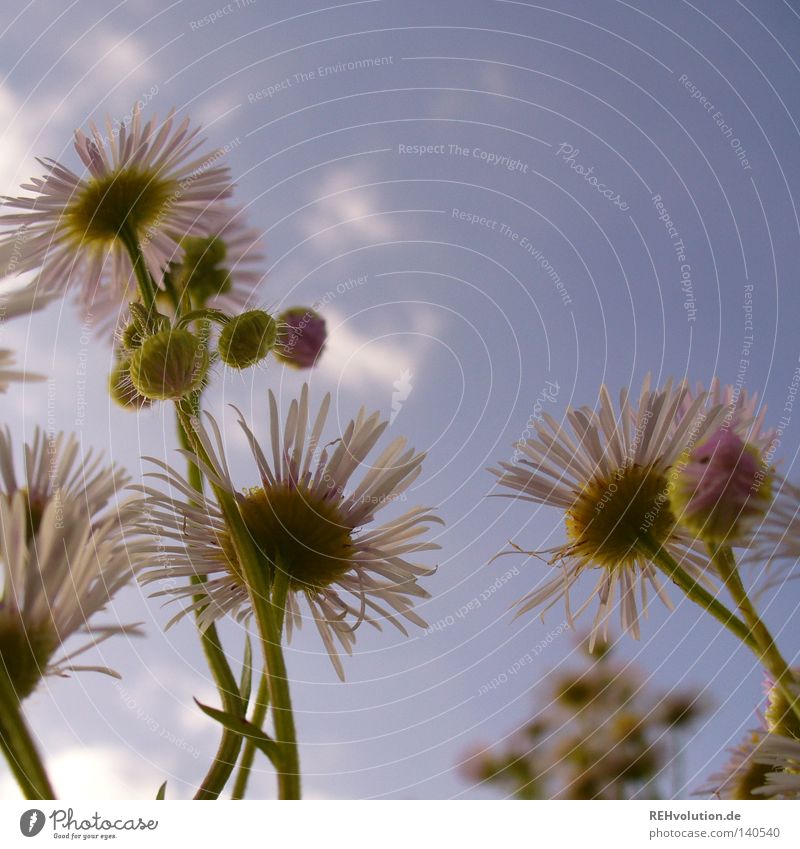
[673,427,772,544]
[0,105,235,328]
[274,307,327,369]
[681,379,775,451]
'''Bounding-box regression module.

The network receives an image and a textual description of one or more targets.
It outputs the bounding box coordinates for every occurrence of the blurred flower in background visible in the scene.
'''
[459,639,706,799]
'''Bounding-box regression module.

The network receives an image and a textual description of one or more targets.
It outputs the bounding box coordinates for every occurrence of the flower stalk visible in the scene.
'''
[0,661,55,799]
[639,535,758,652]
[176,401,301,799]
[710,544,800,728]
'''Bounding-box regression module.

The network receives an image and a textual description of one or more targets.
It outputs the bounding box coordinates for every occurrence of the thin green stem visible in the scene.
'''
[175,405,245,800]
[711,545,800,727]
[119,229,250,798]
[119,227,158,311]
[176,401,301,799]
[231,564,291,800]
[176,309,230,329]
[231,673,269,800]
[0,663,55,799]
[640,537,759,652]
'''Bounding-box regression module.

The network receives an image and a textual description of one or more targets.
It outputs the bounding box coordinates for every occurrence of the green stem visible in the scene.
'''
[0,663,55,799]
[175,405,245,800]
[176,309,230,329]
[193,618,245,800]
[231,673,269,800]
[231,563,290,800]
[120,230,252,798]
[176,402,301,799]
[711,545,800,727]
[640,537,759,652]
[119,227,158,311]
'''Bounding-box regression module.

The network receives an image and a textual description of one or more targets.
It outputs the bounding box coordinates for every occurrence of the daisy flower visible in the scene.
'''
[489,377,726,645]
[754,733,800,798]
[695,730,772,799]
[0,105,233,319]
[135,385,441,679]
[0,427,147,698]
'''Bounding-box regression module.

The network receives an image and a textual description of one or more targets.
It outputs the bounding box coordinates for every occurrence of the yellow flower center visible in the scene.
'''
[230,483,354,591]
[64,169,176,245]
[563,464,675,568]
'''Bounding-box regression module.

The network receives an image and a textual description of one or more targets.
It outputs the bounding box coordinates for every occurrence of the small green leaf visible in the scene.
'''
[156,781,167,800]
[194,699,282,769]
[240,635,254,706]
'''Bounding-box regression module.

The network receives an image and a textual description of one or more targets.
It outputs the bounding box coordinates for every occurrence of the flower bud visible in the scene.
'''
[218,310,277,369]
[274,307,326,369]
[167,236,231,307]
[672,428,772,544]
[122,303,169,352]
[108,357,152,410]
[129,328,209,400]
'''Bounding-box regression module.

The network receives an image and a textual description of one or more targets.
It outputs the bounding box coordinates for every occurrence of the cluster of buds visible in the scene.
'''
[110,304,208,404]
[110,301,328,408]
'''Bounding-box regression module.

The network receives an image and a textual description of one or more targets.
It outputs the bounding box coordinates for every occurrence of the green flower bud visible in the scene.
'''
[129,328,209,401]
[122,303,170,352]
[165,236,232,307]
[109,358,152,410]
[218,310,277,369]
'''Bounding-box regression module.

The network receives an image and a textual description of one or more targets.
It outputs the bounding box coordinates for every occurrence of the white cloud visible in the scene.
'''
[0,745,157,800]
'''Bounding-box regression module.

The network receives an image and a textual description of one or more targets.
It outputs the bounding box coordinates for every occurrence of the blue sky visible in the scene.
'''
[1,0,800,799]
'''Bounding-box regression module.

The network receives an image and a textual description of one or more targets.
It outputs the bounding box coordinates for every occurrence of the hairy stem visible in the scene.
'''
[119,227,158,311]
